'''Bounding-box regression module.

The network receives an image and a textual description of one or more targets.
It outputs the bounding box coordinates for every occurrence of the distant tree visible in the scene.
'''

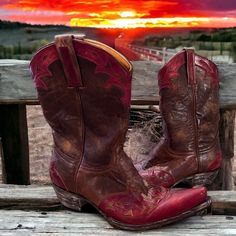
[2,47,7,58]
[197,34,211,41]
[0,45,3,58]
[17,42,22,54]
[220,42,224,55]
[231,42,236,62]
[7,45,14,58]
[212,32,232,42]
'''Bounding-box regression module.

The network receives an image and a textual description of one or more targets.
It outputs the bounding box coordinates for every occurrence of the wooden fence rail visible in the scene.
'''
[0,185,235,235]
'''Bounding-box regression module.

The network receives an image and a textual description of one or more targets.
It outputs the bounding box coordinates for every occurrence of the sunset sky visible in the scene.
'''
[1,0,236,28]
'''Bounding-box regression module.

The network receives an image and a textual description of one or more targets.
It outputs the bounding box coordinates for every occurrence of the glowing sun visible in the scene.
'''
[119,11,136,18]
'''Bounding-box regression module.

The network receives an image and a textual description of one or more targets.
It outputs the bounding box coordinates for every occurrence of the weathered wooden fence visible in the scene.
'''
[0,60,235,190]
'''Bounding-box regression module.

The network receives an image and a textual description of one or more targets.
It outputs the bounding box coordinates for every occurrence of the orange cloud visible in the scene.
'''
[0,0,236,27]
[70,17,236,28]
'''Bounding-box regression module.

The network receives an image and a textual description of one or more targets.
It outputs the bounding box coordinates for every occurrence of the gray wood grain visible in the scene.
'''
[0,185,235,235]
[215,110,236,190]
[0,211,235,235]
[0,185,235,214]
[0,60,236,109]
[218,63,236,110]
[0,60,37,104]
[0,184,60,210]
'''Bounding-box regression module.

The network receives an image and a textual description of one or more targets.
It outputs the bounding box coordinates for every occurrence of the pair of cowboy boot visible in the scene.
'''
[30,35,214,231]
[141,49,222,188]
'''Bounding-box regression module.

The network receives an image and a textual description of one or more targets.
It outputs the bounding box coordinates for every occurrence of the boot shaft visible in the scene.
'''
[30,37,133,169]
[158,49,220,155]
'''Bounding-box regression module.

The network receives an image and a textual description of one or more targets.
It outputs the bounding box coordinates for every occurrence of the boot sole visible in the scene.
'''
[53,184,211,231]
[178,170,219,188]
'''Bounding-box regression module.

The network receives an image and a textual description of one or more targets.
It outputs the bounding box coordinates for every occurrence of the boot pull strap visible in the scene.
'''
[55,34,83,87]
[185,48,196,85]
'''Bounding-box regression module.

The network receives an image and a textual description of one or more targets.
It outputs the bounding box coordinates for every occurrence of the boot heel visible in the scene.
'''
[53,184,87,211]
[185,170,219,187]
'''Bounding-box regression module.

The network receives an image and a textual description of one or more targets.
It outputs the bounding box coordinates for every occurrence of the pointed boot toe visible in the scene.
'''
[145,186,209,226]
[98,186,210,230]
[164,186,209,217]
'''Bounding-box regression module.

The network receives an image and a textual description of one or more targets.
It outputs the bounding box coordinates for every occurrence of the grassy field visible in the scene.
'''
[0,25,99,59]
[0,20,236,62]
[145,28,236,62]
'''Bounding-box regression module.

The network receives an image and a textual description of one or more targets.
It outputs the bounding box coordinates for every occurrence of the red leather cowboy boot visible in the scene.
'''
[142,49,222,188]
[30,36,210,230]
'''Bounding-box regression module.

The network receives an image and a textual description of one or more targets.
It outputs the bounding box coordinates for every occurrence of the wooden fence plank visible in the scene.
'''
[0,61,37,104]
[0,185,235,235]
[1,60,236,110]
[0,185,235,214]
[0,211,235,235]
[214,110,236,190]
[0,105,30,185]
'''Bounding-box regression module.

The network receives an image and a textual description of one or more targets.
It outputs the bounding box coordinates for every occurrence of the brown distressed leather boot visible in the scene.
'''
[30,36,210,230]
[142,49,222,188]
